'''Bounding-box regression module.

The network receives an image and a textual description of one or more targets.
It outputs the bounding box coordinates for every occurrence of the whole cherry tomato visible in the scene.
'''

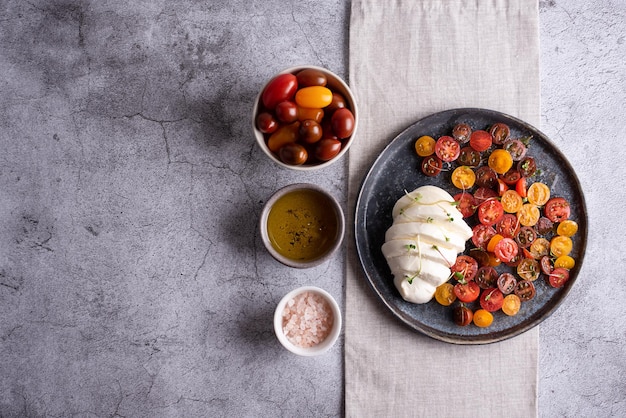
[295,86,333,108]
[331,108,355,139]
[314,138,342,161]
[256,112,278,134]
[299,120,323,144]
[262,73,298,110]
[275,100,298,123]
[296,68,327,87]
[279,143,308,165]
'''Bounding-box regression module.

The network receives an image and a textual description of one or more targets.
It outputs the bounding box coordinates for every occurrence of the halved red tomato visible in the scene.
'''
[477,199,504,226]
[473,187,498,204]
[472,224,497,250]
[497,272,517,294]
[544,197,571,223]
[421,155,443,177]
[480,288,504,312]
[494,237,519,263]
[489,123,511,145]
[469,130,493,152]
[496,214,520,238]
[475,167,498,189]
[548,267,570,288]
[451,255,479,281]
[475,266,498,289]
[453,192,477,218]
[453,280,480,303]
[435,136,461,162]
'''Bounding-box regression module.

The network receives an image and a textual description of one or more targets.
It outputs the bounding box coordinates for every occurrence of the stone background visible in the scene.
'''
[0,0,624,417]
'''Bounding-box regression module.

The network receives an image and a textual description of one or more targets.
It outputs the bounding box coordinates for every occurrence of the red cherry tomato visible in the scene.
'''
[314,138,342,161]
[515,177,528,198]
[489,123,511,145]
[503,138,528,161]
[458,146,481,167]
[421,155,443,177]
[516,226,537,248]
[477,200,504,226]
[474,166,498,189]
[452,123,472,144]
[475,266,498,289]
[453,192,477,218]
[480,288,504,312]
[548,267,570,288]
[299,120,323,144]
[262,73,298,110]
[544,197,571,223]
[496,214,520,238]
[451,255,479,281]
[435,136,461,162]
[472,224,497,250]
[453,280,480,303]
[501,169,522,185]
[540,255,554,275]
[514,280,536,301]
[256,112,278,134]
[518,156,537,177]
[275,100,298,123]
[469,130,492,152]
[494,237,519,263]
[497,272,517,294]
[473,187,498,204]
[331,108,355,139]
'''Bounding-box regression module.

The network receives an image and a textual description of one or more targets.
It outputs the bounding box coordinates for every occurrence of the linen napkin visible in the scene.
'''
[346,1,540,417]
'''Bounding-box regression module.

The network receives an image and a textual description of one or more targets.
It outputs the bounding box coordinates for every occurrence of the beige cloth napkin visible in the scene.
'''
[346,0,540,417]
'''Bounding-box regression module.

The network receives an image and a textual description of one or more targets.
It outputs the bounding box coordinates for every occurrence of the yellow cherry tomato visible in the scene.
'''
[414,135,436,157]
[517,203,540,226]
[527,182,551,206]
[502,294,521,316]
[488,149,514,174]
[473,309,494,327]
[435,283,457,306]
[556,220,578,237]
[550,235,573,258]
[529,237,550,259]
[451,166,476,190]
[487,234,504,252]
[554,255,575,269]
[500,190,524,213]
[295,86,333,108]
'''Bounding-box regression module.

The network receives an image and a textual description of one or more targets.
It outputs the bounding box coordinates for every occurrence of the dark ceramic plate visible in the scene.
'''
[354,108,587,344]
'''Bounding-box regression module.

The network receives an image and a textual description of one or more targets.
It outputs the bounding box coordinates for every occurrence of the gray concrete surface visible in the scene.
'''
[0,0,624,417]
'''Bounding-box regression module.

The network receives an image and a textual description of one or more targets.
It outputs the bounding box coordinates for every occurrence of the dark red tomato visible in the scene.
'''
[517,156,537,177]
[299,120,323,144]
[314,138,342,161]
[452,123,472,144]
[496,213,520,238]
[275,100,298,123]
[503,139,527,161]
[480,288,504,312]
[515,280,536,301]
[421,155,443,177]
[473,186,498,204]
[504,244,524,267]
[331,108,355,139]
[494,237,519,263]
[326,92,347,113]
[534,216,554,235]
[472,224,497,250]
[453,192,477,218]
[540,255,554,275]
[515,177,528,198]
[279,143,308,165]
[475,167,498,189]
[516,226,537,248]
[469,248,491,267]
[489,123,511,145]
[458,146,481,167]
[295,68,327,87]
[477,199,504,226]
[435,136,461,162]
[497,272,517,294]
[497,178,509,196]
[548,267,570,288]
[469,130,493,152]
[451,255,479,281]
[256,112,278,134]
[262,73,298,110]
[453,305,473,326]
[544,197,571,223]
[475,266,498,289]
[454,280,480,303]
[501,169,522,185]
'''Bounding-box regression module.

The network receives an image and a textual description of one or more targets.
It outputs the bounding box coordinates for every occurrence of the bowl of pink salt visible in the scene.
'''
[274,286,342,356]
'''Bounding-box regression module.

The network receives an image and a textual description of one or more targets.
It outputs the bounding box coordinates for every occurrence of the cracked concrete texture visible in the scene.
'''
[0,0,624,417]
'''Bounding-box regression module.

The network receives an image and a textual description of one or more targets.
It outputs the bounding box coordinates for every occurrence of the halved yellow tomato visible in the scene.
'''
[451,166,476,190]
[529,237,551,259]
[434,283,457,306]
[502,294,521,316]
[488,149,514,174]
[556,220,578,237]
[414,135,436,157]
[550,235,573,258]
[500,189,524,213]
[554,255,575,269]
[517,203,540,226]
[527,182,551,206]
[473,309,494,327]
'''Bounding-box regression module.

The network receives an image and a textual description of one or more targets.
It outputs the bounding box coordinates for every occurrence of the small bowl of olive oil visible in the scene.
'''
[260,184,345,268]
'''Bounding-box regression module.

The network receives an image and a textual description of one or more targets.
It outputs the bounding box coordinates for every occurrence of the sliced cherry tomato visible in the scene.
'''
[475,166,498,189]
[556,220,578,237]
[477,199,504,226]
[451,166,476,189]
[473,187,498,204]
[496,214,520,238]
[514,279,536,301]
[421,155,443,177]
[515,177,527,198]
[262,73,298,110]
[472,224,496,250]
[435,283,457,306]
[435,135,461,162]
[503,138,528,161]
[540,255,554,275]
[529,237,550,259]
[502,294,521,316]
[475,266,498,289]
[488,149,514,174]
[489,123,511,145]
[473,309,494,327]
[452,123,472,144]
[515,226,537,248]
[497,178,509,196]
[453,193,477,218]
[550,235,573,257]
[480,288,504,312]
[451,255,479,281]
[548,267,570,288]
[501,169,522,185]
[453,305,473,326]
[500,189,523,213]
[527,182,551,206]
[458,146,482,167]
[517,258,540,281]
[535,216,554,235]
[544,197,571,223]
[503,244,523,267]
[415,135,436,157]
[517,203,540,227]
[494,237,519,263]
[554,255,575,269]
[469,248,491,267]
[497,272,517,294]
[469,130,492,152]
[454,280,480,303]
[517,156,537,177]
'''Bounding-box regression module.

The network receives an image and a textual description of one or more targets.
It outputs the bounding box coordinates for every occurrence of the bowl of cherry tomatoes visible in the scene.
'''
[252,66,358,170]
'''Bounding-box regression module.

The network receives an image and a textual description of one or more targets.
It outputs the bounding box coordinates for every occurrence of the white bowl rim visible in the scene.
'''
[273,285,342,356]
[252,65,359,171]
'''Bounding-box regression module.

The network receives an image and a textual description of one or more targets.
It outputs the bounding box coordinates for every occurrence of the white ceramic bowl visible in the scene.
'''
[252,65,358,171]
[274,286,342,356]
[259,183,345,268]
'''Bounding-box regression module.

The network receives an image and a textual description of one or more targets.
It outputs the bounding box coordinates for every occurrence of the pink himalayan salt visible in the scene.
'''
[282,291,334,348]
